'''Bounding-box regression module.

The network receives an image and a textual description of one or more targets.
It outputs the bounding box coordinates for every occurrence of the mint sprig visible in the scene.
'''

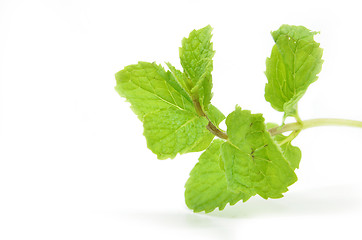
[115,25,362,213]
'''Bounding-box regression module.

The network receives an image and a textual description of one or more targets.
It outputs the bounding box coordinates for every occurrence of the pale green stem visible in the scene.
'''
[268,118,362,136]
[278,130,301,145]
[294,112,303,124]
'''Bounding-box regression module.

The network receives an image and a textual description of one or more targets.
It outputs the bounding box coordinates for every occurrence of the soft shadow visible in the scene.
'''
[119,210,235,240]
[121,210,213,228]
[208,184,361,218]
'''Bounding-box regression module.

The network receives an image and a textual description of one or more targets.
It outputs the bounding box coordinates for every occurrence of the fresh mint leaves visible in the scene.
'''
[115,61,223,159]
[115,25,362,213]
[265,25,324,119]
[115,62,193,120]
[221,107,297,198]
[180,25,214,111]
[185,139,250,213]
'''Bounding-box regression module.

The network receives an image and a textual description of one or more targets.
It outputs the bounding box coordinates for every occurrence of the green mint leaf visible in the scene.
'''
[265,25,324,118]
[143,104,225,159]
[115,61,223,159]
[179,25,214,110]
[185,139,251,213]
[143,108,209,159]
[165,62,192,96]
[276,135,302,170]
[206,104,225,126]
[221,106,297,198]
[115,61,194,121]
[266,123,302,170]
[265,122,279,130]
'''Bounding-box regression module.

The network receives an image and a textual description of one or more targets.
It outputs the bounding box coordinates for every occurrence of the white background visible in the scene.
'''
[1,0,362,239]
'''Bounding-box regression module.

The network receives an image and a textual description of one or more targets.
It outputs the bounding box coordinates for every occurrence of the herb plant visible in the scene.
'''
[115,25,362,213]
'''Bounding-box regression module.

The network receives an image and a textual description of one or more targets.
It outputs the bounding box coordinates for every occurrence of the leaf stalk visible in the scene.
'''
[268,118,362,136]
[192,97,228,140]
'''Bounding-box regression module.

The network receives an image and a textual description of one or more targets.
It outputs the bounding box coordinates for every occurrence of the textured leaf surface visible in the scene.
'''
[185,140,250,213]
[265,25,323,118]
[206,104,225,126]
[143,108,209,159]
[279,138,301,170]
[115,61,194,121]
[179,25,214,110]
[274,135,302,171]
[266,123,302,170]
[165,62,192,96]
[115,61,223,159]
[221,107,297,198]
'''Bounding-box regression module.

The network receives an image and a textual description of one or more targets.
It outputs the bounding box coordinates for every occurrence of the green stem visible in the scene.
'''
[278,130,301,145]
[294,112,303,124]
[206,122,228,140]
[268,118,362,136]
[192,96,206,117]
[192,96,228,140]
